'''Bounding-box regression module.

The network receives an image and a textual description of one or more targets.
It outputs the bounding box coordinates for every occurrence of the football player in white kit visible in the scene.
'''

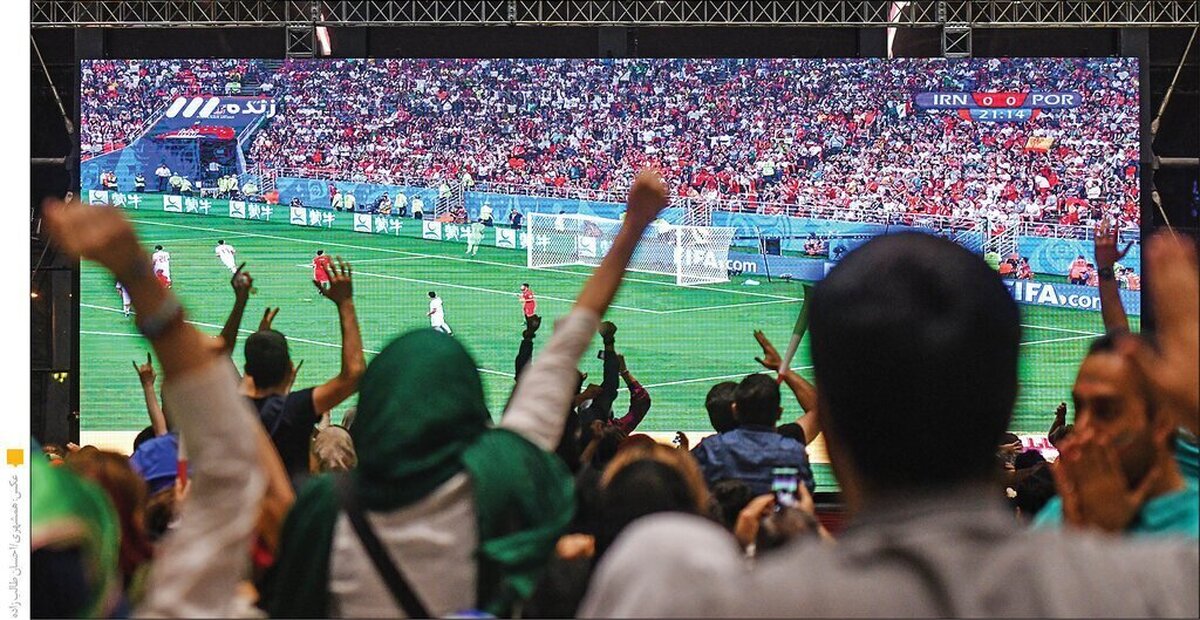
[215,239,238,272]
[427,291,452,335]
[151,245,171,280]
[116,281,132,317]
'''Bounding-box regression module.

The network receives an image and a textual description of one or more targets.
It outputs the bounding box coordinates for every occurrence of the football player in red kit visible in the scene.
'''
[313,250,333,288]
[519,282,537,321]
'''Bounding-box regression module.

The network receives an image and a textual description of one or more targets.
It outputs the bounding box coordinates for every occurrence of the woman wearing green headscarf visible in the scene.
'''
[31,443,122,618]
[264,169,670,617]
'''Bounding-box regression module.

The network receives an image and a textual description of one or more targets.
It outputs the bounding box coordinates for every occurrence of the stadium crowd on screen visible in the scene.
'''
[82,58,1140,236]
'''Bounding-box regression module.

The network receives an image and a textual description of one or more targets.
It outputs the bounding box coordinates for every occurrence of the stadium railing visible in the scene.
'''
[243,167,1132,243]
[476,180,993,234]
[251,165,446,193]
[1015,219,1139,242]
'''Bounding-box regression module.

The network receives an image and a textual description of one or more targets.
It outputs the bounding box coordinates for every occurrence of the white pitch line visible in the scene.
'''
[475,367,517,378]
[81,330,143,338]
[1020,333,1098,347]
[129,217,803,301]
[334,256,430,265]
[82,303,380,351]
[658,298,799,314]
[637,366,814,390]
[345,267,662,315]
[149,234,253,245]
[81,303,515,378]
[1020,323,1102,336]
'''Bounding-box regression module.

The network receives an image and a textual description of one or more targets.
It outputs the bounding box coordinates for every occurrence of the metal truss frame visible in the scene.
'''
[939,1,972,58]
[286,24,314,58]
[285,1,319,58]
[30,1,1200,28]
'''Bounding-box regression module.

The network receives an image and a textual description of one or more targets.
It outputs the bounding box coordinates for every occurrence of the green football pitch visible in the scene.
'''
[80,209,1136,489]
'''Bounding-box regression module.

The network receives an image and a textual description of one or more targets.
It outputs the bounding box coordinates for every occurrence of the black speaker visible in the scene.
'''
[763,237,782,256]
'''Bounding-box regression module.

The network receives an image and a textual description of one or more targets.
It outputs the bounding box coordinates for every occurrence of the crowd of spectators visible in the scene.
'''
[33,166,1195,617]
[80,59,265,158]
[82,58,1141,232]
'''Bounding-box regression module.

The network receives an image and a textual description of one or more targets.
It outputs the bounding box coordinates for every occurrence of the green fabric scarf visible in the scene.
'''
[264,330,574,617]
[31,443,121,618]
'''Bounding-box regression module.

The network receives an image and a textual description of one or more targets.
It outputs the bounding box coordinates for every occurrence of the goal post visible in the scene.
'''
[526,212,737,286]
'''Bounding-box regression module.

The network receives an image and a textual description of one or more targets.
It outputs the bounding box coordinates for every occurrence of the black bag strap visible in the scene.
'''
[333,472,433,619]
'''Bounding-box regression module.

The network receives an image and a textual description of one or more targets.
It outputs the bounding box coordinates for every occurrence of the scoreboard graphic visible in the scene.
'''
[914,91,1082,122]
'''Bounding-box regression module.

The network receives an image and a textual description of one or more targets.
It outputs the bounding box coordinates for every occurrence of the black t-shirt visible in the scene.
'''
[253,387,317,484]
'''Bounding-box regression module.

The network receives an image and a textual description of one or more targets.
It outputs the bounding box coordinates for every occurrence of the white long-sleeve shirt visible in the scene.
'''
[136,359,266,618]
[328,307,599,618]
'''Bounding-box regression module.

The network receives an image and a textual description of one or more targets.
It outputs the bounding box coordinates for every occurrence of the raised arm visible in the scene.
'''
[311,257,367,415]
[45,200,205,378]
[581,322,621,425]
[613,355,653,436]
[1121,233,1199,435]
[44,199,266,617]
[1049,401,1068,437]
[218,263,252,358]
[1094,219,1132,334]
[786,372,820,446]
[574,169,669,316]
[502,169,669,450]
[134,353,168,436]
[754,330,820,444]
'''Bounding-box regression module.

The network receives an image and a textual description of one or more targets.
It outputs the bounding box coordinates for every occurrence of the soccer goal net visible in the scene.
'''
[527,212,737,286]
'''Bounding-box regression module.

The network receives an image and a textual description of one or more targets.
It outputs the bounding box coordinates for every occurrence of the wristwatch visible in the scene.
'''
[136,296,185,340]
[1098,266,1115,281]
